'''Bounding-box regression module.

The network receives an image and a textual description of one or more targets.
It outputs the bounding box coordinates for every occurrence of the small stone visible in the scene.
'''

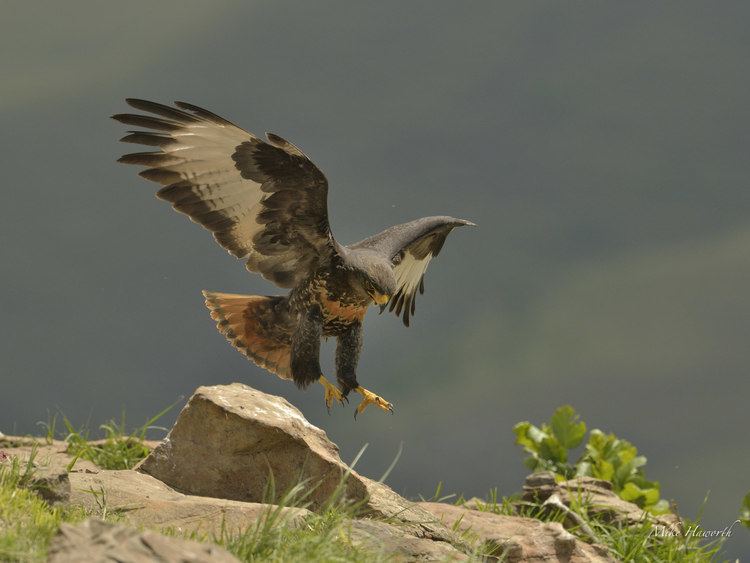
[523,471,557,488]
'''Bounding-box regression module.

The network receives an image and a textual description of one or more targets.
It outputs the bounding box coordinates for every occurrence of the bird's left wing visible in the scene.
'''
[113,99,335,288]
[351,216,474,326]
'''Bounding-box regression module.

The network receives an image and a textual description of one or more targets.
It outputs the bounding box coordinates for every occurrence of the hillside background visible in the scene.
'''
[2,1,748,557]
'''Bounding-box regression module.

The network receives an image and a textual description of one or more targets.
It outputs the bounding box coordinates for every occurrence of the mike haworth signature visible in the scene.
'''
[649,520,741,539]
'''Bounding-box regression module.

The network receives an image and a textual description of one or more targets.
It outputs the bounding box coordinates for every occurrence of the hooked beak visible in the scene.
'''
[372,292,390,306]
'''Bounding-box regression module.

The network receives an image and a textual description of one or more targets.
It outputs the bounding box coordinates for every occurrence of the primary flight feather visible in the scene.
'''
[114,99,474,415]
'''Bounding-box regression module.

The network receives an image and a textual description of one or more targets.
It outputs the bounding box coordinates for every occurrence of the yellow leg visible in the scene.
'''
[354,386,394,417]
[319,375,346,412]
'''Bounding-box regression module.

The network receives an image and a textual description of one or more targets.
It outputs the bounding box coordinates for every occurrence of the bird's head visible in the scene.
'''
[360,264,396,305]
[344,249,397,305]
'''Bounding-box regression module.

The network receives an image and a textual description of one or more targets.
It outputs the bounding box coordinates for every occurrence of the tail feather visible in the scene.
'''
[202,290,294,380]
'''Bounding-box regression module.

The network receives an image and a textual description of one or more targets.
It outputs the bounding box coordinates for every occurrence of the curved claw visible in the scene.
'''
[353,386,394,418]
[319,375,345,412]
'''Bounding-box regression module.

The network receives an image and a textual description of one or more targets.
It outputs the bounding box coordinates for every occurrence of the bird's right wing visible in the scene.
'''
[113,99,336,288]
[351,216,474,326]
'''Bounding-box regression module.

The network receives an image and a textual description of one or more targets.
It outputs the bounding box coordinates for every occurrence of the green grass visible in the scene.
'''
[442,484,727,561]
[180,498,390,562]
[165,462,395,562]
[41,403,175,471]
[0,444,393,562]
[0,407,736,562]
[422,480,727,561]
[0,449,86,562]
[592,518,724,562]
[0,407,174,561]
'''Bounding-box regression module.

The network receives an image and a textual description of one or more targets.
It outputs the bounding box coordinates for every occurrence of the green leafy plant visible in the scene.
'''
[741,492,750,528]
[514,405,669,514]
[514,405,586,478]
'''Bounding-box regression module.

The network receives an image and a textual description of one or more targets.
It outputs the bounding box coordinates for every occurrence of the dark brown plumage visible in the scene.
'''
[114,99,474,415]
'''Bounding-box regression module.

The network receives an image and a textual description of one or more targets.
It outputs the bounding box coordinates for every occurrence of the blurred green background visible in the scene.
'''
[1,1,748,556]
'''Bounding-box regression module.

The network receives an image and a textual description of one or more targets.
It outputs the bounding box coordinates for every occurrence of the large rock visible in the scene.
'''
[137,383,457,543]
[68,468,309,536]
[522,472,681,530]
[419,502,615,562]
[47,519,239,563]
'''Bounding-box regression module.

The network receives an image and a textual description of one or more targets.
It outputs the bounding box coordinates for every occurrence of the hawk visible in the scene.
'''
[113,99,474,416]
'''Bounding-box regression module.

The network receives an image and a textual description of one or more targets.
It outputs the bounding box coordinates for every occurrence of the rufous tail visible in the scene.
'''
[202,291,294,380]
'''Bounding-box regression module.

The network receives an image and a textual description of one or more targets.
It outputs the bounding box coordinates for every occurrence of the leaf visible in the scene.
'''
[539,437,568,465]
[523,457,539,471]
[575,461,592,477]
[528,425,548,445]
[513,411,578,478]
[614,459,637,489]
[513,422,537,451]
[642,486,660,506]
[550,406,587,450]
[741,492,750,528]
[649,499,671,515]
[619,482,660,509]
[616,444,638,465]
[620,482,645,502]
[591,459,615,482]
[631,455,647,469]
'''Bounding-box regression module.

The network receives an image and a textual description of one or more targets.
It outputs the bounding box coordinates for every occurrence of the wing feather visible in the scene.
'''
[350,216,474,326]
[114,99,336,287]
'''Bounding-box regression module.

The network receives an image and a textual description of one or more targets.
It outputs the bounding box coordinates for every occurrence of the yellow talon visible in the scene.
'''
[354,386,394,417]
[319,375,345,412]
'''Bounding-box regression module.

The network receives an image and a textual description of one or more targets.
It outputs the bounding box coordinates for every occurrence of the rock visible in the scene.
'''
[67,468,309,536]
[521,471,681,530]
[29,468,70,504]
[0,439,97,473]
[419,502,615,562]
[0,442,99,504]
[0,434,47,448]
[348,519,468,561]
[47,519,239,563]
[137,383,457,543]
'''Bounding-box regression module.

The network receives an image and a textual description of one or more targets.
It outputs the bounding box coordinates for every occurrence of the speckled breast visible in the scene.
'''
[305,277,368,335]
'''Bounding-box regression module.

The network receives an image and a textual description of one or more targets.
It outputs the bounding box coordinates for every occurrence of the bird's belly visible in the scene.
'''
[322,317,361,336]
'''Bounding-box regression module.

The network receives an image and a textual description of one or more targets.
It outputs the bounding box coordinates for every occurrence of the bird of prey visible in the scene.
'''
[113,99,474,416]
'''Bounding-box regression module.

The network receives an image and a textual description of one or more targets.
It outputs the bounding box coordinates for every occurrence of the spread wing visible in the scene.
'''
[351,216,474,326]
[113,99,335,288]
